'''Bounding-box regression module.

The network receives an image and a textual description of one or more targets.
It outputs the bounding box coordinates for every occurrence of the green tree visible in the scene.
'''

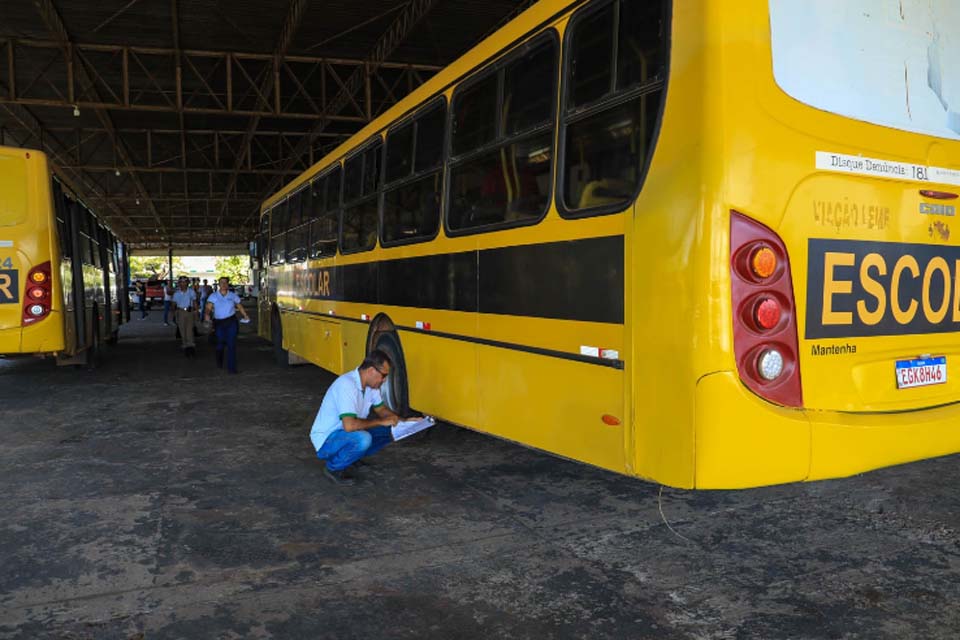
[214,255,250,284]
[129,255,184,281]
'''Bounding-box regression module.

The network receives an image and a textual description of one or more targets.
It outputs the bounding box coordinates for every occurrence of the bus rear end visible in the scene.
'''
[0,146,64,356]
[696,0,960,487]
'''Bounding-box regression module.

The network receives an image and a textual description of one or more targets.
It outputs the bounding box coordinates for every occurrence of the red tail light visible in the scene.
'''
[730,212,802,407]
[22,262,52,326]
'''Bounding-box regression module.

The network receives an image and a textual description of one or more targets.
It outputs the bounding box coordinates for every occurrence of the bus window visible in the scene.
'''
[383,174,442,245]
[561,0,666,215]
[341,141,382,253]
[386,120,414,183]
[286,189,305,263]
[415,102,446,173]
[260,209,271,236]
[341,199,379,253]
[310,169,339,258]
[448,34,557,232]
[383,100,446,246]
[270,199,288,265]
[325,164,341,211]
[452,74,498,156]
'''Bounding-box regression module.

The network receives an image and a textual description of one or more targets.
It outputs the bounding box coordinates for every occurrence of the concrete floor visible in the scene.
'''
[1,310,960,639]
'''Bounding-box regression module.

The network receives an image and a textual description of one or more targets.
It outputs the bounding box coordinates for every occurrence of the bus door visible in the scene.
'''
[97,226,113,336]
[66,199,88,350]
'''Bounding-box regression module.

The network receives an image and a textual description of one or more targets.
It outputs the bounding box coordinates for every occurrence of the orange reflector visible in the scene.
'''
[601,414,621,426]
[751,247,777,279]
[30,271,47,283]
[28,287,45,299]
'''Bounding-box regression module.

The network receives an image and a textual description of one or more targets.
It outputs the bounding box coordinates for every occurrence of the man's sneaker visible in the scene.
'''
[323,467,357,486]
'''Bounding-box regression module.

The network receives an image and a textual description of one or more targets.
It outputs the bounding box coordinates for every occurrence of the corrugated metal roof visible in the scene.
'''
[0,0,530,245]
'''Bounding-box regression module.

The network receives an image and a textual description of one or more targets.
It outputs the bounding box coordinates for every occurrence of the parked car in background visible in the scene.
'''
[145,279,166,303]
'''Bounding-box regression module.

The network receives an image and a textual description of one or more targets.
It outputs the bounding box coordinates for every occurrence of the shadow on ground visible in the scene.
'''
[1,309,959,639]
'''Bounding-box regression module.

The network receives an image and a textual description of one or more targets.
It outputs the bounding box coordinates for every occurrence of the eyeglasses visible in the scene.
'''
[373,366,389,378]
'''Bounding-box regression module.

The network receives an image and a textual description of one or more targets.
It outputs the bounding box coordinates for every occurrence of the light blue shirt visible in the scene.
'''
[172,288,196,310]
[310,368,383,450]
[207,290,241,319]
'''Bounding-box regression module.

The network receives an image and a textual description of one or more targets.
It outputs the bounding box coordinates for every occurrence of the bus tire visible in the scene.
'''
[272,307,288,366]
[372,330,410,416]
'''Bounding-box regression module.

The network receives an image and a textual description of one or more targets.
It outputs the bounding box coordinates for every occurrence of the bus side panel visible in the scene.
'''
[628,0,712,488]
[477,346,626,473]
[401,330,479,431]
[302,317,343,374]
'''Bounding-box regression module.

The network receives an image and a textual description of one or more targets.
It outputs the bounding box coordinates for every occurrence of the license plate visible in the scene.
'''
[895,356,947,389]
[0,269,18,303]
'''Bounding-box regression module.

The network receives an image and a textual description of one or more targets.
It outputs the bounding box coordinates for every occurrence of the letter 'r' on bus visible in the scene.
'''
[0,273,11,299]
[856,253,886,325]
[822,252,854,325]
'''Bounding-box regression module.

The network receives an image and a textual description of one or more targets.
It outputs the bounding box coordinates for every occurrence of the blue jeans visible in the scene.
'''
[214,316,239,372]
[162,300,171,324]
[316,426,393,471]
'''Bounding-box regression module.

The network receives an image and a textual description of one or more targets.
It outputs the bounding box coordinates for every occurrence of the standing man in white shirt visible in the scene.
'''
[309,350,402,486]
[172,276,198,357]
[203,276,250,373]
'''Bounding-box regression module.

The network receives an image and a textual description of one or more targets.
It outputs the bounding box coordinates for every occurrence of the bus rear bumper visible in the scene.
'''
[0,314,65,355]
[694,371,810,489]
[695,370,960,488]
[0,326,23,355]
[806,399,960,482]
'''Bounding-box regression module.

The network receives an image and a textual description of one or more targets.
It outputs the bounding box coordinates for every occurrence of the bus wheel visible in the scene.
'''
[86,311,101,370]
[272,308,288,366]
[373,331,409,416]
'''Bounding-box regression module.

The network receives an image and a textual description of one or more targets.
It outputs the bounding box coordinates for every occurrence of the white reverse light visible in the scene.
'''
[758,349,784,381]
[29,304,45,316]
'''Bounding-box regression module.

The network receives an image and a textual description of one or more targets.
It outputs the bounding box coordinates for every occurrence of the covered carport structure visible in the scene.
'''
[4,2,960,639]
[0,0,528,250]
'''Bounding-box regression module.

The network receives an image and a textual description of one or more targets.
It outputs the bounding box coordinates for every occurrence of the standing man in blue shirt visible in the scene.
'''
[203,276,250,373]
[310,350,403,486]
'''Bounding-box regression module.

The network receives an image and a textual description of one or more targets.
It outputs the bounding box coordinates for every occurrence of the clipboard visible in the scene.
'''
[391,416,436,441]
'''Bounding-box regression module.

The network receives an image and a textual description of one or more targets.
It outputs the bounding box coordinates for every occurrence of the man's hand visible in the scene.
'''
[382,414,400,427]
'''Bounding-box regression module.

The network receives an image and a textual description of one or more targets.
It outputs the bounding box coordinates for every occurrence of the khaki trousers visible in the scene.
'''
[175,309,196,348]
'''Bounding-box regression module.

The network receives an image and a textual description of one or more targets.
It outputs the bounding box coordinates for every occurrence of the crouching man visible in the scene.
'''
[310,349,401,486]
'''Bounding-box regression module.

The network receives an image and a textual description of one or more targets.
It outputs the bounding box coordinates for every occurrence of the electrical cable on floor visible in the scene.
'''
[658,486,693,544]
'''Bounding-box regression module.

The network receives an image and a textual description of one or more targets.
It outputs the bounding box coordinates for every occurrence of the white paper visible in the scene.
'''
[391,416,435,441]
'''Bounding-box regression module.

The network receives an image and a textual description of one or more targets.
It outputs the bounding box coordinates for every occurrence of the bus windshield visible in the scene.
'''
[0,154,28,226]
[769,0,960,140]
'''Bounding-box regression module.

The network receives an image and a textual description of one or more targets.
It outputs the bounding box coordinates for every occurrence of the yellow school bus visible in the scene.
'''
[254,0,960,488]
[0,146,128,366]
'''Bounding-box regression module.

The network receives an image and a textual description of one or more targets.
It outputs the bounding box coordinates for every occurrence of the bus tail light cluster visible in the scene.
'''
[22,262,52,326]
[730,212,802,407]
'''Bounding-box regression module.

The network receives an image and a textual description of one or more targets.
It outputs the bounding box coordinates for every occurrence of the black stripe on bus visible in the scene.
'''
[275,234,624,324]
[292,308,625,370]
